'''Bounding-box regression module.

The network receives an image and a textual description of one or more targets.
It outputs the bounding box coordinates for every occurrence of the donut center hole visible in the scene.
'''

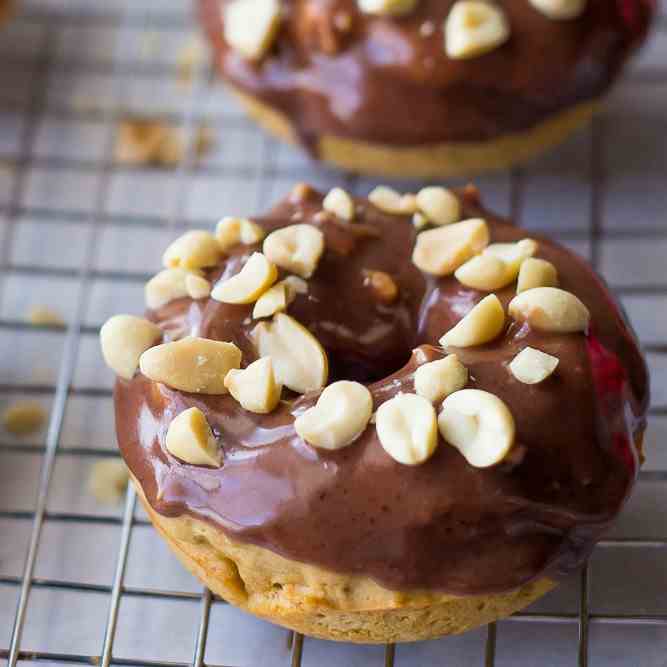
[326,349,413,385]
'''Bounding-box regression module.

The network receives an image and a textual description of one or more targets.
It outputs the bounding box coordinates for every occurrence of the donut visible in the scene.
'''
[102,183,648,643]
[197,0,655,178]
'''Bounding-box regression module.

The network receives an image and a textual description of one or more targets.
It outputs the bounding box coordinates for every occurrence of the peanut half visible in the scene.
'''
[440,294,505,348]
[162,230,221,270]
[455,239,537,291]
[516,258,558,294]
[368,186,406,215]
[438,389,515,467]
[100,314,162,380]
[412,218,489,276]
[414,355,468,403]
[376,393,438,465]
[253,281,288,319]
[295,380,373,450]
[509,287,590,333]
[216,217,266,251]
[263,224,325,278]
[445,1,510,60]
[145,268,196,309]
[415,186,460,226]
[509,347,559,385]
[165,407,221,467]
[323,187,355,222]
[211,252,278,304]
[224,357,282,414]
[529,0,586,20]
[252,313,328,394]
[224,0,282,61]
[139,336,242,394]
[358,0,419,16]
[185,273,211,300]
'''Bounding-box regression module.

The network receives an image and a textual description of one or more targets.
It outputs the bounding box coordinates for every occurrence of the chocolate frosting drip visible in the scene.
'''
[198,0,654,147]
[116,185,649,594]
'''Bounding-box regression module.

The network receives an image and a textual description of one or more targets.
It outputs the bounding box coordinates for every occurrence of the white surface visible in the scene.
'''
[0,1,666,666]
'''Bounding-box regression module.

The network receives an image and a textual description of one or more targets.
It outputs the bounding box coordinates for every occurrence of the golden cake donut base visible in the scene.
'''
[229,86,599,179]
[134,476,555,643]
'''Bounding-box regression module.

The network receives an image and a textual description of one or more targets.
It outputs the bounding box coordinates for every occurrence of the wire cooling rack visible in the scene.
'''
[0,1,666,666]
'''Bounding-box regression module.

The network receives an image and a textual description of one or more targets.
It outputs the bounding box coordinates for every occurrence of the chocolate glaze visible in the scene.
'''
[198,0,654,148]
[116,185,649,594]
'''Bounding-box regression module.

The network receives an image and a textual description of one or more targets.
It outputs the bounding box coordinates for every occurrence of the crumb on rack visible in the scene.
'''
[88,459,130,505]
[2,401,47,436]
[27,305,65,327]
[114,118,215,167]
[177,38,205,86]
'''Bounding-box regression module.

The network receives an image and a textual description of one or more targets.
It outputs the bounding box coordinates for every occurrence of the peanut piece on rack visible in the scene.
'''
[416,186,460,226]
[224,357,282,414]
[162,230,221,270]
[263,224,325,278]
[2,401,47,436]
[368,186,404,215]
[455,239,537,291]
[211,252,278,304]
[295,380,373,450]
[412,218,489,276]
[440,294,505,348]
[114,119,182,167]
[27,306,65,327]
[529,0,586,20]
[438,389,515,468]
[224,0,283,61]
[516,258,558,294]
[358,0,419,16]
[445,1,510,60]
[185,273,211,300]
[509,287,590,333]
[88,460,129,505]
[251,313,328,394]
[414,355,468,403]
[376,393,438,465]
[139,336,242,394]
[215,217,266,251]
[100,314,162,381]
[323,187,355,222]
[362,269,399,304]
[509,347,559,385]
[253,281,290,318]
[145,268,194,309]
[165,407,221,467]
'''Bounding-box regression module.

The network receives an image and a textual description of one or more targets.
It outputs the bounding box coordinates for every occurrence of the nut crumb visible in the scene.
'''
[27,306,65,327]
[88,460,130,505]
[2,401,47,436]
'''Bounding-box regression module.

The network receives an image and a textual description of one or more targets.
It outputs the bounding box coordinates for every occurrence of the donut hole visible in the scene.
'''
[326,349,413,385]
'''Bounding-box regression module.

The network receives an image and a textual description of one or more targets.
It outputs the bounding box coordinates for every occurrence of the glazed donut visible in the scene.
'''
[197,0,655,178]
[103,183,648,642]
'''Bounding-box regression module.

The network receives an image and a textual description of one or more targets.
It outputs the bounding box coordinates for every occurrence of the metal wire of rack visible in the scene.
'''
[0,1,666,666]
